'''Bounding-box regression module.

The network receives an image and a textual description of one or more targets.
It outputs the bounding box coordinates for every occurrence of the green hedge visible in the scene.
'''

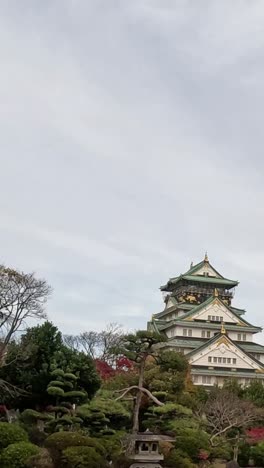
[44,432,105,456]
[0,422,28,450]
[0,442,39,468]
[62,446,107,468]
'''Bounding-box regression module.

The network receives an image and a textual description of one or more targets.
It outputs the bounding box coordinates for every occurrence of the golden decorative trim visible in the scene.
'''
[216,336,230,347]
[221,322,226,334]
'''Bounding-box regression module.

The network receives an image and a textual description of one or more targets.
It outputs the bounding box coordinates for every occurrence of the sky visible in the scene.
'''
[1,1,264,342]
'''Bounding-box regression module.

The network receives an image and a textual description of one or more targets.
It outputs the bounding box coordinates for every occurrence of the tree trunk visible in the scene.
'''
[132,357,145,434]
[233,436,239,462]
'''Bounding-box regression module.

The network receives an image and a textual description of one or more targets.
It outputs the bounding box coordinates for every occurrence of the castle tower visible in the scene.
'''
[148,255,264,387]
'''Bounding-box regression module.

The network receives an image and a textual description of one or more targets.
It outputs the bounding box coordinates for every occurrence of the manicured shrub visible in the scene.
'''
[47,387,64,397]
[0,441,39,468]
[0,422,28,449]
[174,428,210,461]
[48,381,65,388]
[165,448,196,468]
[44,432,105,456]
[63,391,86,399]
[62,446,107,468]
[64,373,78,381]
[20,409,53,424]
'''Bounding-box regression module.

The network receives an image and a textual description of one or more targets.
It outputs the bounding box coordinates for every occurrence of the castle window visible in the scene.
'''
[213,357,217,363]
[193,375,199,383]
[202,330,206,338]
[223,358,226,364]
[207,331,211,338]
[208,357,212,363]
[208,315,211,321]
[188,329,192,337]
[218,357,222,363]
[237,333,241,341]
[227,358,231,364]
[183,329,187,336]
[255,354,261,360]
[220,316,223,322]
[202,376,211,384]
[233,358,237,364]
[243,334,247,341]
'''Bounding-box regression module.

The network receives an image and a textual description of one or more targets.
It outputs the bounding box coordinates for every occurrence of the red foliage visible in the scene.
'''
[116,357,134,372]
[198,450,209,460]
[246,427,264,444]
[95,360,115,380]
[95,357,134,380]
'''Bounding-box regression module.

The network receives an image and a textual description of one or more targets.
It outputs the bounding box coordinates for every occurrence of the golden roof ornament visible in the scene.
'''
[204,251,209,262]
[221,321,226,334]
[214,288,219,297]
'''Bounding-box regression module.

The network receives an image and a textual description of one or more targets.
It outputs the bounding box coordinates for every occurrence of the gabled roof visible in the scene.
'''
[184,256,223,277]
[166,295,258,329]
[161,256,238,291]
[187,331,264,370]
[157,337,264,355]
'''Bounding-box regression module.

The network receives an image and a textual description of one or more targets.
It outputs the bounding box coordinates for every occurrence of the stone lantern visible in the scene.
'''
[129,430,174,468]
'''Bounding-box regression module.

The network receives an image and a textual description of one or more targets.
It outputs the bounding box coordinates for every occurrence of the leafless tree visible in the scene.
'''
[63,334,80,351]
[63,323,124,365]
[199,389,263,447]
[0,265,51,362]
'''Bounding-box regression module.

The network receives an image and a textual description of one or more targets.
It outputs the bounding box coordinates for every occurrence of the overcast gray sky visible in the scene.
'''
[1,1,264,343]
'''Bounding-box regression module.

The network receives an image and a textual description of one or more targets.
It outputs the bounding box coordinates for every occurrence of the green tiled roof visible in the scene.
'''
[157,337,264,355]
[240,343,264,353]
[183,275,238,285]
[230,306,246,316]
[153,302,193,319]
[161,258,238,291]
[185,260,214,276]
[154,300,246,321]
[158,319,261,333]
[157,295,259,330]
[191,368,264,378]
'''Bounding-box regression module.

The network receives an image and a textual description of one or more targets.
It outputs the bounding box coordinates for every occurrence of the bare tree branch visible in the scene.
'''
[0,266,51,363]
[115,385,164,406]
[198,389,264,446]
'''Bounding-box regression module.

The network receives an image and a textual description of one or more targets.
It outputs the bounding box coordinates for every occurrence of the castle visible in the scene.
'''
[148,254,264,387]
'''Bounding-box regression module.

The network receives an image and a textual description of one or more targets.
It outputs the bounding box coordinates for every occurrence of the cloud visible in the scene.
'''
[0,1,263,343]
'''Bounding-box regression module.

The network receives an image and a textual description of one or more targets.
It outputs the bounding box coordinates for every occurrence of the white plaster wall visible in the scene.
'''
[189,341,259,370]
[166,325,252,341]
[191,374,263,387]
[192,299,238,324]
[193,265,220,277]
[227,331,253,341]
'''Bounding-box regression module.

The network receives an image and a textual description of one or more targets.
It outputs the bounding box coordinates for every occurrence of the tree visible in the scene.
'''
[0,266,51,362]
[0,322,100,408]
[244,380,264,407]
[115,330,166,434]
[64,323,124,366]
[200,388,263,447]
